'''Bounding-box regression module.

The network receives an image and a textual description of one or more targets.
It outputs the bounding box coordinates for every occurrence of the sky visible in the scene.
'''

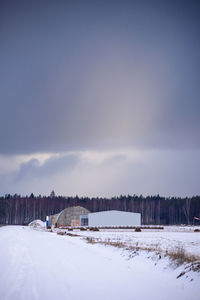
[0,0,200,197]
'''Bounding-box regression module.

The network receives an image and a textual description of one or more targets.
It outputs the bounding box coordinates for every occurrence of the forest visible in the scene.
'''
[0,193,200,225]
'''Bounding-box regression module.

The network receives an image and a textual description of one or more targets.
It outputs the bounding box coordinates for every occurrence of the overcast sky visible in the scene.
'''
[0,0,200,197]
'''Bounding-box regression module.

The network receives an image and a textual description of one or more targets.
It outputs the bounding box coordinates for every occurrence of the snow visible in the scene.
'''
[0,226,199,300]
[74,226,200,257]
[28,219,45,228]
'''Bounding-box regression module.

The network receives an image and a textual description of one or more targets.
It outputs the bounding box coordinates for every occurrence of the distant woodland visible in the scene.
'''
[0,193,200,225]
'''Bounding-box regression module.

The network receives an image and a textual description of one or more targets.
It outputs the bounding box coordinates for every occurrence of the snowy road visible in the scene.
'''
[0,226,199,300]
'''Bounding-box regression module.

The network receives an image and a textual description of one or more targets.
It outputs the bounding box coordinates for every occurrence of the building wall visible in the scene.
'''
[88,210,141,227]
[56,206,90,226]
[49,213,59,226]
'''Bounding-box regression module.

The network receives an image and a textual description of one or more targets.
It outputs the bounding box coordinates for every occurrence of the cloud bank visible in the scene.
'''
[0,0,199,196]
[0,0,200,154]
[1,150,199,197]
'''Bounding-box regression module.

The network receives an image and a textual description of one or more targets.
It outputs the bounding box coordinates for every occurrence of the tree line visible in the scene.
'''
[0,194,200,225]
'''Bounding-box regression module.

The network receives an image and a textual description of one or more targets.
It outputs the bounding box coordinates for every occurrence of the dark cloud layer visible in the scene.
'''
[0,2,200,200]
[15,154,79,182]
[0,0,199,154]
[1,149,200,197]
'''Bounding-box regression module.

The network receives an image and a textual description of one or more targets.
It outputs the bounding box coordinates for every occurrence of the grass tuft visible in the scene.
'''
[166,247,199,266]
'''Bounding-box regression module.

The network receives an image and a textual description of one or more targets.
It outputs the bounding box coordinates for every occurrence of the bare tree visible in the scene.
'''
[183,198,191,224]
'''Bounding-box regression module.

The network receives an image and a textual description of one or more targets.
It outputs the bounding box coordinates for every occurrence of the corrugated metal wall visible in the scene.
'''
[88,210,141,226]
[49,206,90,226]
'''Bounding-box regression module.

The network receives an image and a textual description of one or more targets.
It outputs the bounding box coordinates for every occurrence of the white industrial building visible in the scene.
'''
[83,210,141,227]
[48,207,141,227]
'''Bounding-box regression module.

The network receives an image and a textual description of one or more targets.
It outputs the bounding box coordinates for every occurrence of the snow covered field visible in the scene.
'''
[0,226,199,300]
[74,226,200,257]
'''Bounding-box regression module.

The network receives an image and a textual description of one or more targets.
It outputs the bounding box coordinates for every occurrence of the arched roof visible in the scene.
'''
[56,206,90,226]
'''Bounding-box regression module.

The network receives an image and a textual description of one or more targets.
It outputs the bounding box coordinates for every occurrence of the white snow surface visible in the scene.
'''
[74,226,200,257]
[0,226,199,300]
[28,219,45,228]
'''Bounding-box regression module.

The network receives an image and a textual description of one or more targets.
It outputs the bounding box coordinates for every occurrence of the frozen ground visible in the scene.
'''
[28,219,46,228]
[0,226,199,300]
[73,226,200,257]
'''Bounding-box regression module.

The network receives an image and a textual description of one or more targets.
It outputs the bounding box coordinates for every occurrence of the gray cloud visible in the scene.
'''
[0,0,199,154]
[0,149,200,197]
[14,154,79,182]
[0,1,200,196]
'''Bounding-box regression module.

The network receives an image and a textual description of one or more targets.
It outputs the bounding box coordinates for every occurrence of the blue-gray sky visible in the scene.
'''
[0,0,200,197]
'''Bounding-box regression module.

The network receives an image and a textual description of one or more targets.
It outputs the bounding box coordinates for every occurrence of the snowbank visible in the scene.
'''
[72,226,200,257]
[28,219,45,228]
